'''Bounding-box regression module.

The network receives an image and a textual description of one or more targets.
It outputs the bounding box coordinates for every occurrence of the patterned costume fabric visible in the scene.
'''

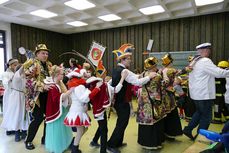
[137,72,166,125]
[23,59,52,111]
[161,67,177,113]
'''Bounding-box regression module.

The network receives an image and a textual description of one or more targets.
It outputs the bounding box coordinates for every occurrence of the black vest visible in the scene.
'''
[112,66,129,104]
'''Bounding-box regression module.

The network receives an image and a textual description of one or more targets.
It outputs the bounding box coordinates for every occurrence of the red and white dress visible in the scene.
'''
[64,84,100,127]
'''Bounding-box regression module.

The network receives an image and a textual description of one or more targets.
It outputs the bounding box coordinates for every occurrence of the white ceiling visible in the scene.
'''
[0,0,228,34]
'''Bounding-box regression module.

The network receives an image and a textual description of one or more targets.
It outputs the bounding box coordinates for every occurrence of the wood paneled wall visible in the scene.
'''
[11,23,71,64]
[71,12,229,75]
[11,12,229,75]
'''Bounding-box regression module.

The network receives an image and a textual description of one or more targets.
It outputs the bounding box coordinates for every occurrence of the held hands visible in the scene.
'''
[96,81,103,88]
[44,84,55,91]
[148,72,157,79]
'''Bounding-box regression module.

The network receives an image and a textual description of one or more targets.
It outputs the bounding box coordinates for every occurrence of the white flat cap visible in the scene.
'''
[196,43,211,50]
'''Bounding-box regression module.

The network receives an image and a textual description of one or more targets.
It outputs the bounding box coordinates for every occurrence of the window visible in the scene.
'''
[0,30,6,80]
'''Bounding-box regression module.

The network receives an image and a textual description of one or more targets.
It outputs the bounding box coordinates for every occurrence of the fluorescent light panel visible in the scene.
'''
[98,14,121,21]
[67,21,88,27]
[64,0,95,10]
[0,0,9,5]
[195,0,224,6]
[30,9,57,18]
[139,5,165,15]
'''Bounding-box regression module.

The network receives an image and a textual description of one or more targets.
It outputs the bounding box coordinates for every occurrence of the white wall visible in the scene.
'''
[0,21,12,60]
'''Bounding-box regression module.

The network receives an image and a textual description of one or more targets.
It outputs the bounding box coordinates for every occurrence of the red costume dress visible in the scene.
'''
[64,78,100,127]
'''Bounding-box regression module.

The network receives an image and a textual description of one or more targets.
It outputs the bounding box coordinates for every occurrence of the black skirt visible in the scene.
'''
[138,119,165,148]
[164,108,183,137]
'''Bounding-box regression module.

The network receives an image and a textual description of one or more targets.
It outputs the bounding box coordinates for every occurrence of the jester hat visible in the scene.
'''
[96,60,107,78]
[113,43,134,60]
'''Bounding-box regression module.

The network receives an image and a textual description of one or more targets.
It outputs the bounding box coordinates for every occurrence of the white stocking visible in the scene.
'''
[74,126,86,146]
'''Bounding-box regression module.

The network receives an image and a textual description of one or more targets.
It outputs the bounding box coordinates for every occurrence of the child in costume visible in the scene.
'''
[44,65,73,153]
[1,64,29,142]
[88,60,128,153]
[64,68,103,153]
[1,59,18,135]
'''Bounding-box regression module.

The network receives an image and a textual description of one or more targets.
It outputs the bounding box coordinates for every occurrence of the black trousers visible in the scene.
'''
[107,102,130,148]
[25,92,47,143]
[213,96,229,121]
[93,112,108,153]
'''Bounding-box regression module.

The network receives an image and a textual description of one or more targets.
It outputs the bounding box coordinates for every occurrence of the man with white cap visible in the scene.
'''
[183,42,229,140]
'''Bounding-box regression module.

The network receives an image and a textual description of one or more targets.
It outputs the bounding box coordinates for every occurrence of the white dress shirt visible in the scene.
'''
[117,63,150,86]
[189,57,229,100]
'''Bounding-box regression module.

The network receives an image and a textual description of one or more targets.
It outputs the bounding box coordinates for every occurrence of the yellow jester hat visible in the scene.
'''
[113,43,134,60]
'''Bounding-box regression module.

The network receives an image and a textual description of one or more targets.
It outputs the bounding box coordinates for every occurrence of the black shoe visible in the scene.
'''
[107,147,120,153]
[6,130,15,135]
[183,128,195,140]
[25,142,35,150]
[21,130,27,140]
[71,145,81,153]
[41,137,45,145]
[89,141,100,147]
[117,142,127,148]
[15,130,21,142]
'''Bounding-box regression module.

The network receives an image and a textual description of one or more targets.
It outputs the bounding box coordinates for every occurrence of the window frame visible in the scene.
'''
[0,30,7,71]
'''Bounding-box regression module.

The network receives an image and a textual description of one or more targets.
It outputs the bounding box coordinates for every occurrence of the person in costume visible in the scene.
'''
[89,60,128,153]
[183,43,229,140]
[23,44,53,150]
[212,61,229,123]
[69,58,82,70]
[107,43,156,151]
[173,76,186,118]
[1,58,18,135]
[179,55,196,121]
[1,64,29,142]
[137,56,166,150]
[44,65,73,153]
[64,68,103,153]
[161,53,183,139]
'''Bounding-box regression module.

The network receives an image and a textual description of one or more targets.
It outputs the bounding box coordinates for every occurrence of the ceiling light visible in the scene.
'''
[98,14,121,22]
[67,21,88,27]
[139,5,165,15]
[30,9,57,18]
[0,0,9,5]
[64,0,95,10]
[195,0,224,6]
